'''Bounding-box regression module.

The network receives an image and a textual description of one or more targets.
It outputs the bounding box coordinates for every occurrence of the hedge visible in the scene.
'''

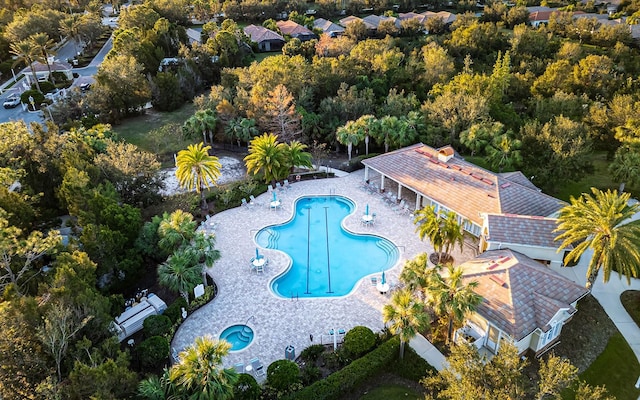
[288,336,400,400]
[343,326,376,359]
[143,314,172,337]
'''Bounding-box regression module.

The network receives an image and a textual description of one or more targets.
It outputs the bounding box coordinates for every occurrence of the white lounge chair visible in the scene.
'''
[250,357,265,377]
[241,198,252,208]
[249,195,262,206]
[276,182,283,191]
[235,363,244,374]
[283,179,291,189]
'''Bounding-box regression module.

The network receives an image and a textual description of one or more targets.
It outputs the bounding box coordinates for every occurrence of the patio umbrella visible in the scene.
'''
[381,270,386,285]
[365,204,369,215]
[272,191,277,202]
[256,248,260,260]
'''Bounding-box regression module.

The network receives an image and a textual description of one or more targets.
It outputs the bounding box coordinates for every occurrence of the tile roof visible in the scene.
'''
[314,18,345,33]
[243,25,285,43]
[339,15,377,29]
[398,12,426,23]
[31,60,72,72]
[276,20,315,37]
[421,11,457,24]
[461,249,589,340]
[484,213,569,249]
[362,144,565,226]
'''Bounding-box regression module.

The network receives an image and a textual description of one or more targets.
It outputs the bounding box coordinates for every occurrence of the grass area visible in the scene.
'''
[555,151,619,202]
[578,333,640,400]
[621,290,640,327]
[358,385,422,400]
[112,103,196,166]
[253,52,279,63]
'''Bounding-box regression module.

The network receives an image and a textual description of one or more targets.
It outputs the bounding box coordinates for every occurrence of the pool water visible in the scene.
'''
[255,195,399,298]
[219,324,254,351]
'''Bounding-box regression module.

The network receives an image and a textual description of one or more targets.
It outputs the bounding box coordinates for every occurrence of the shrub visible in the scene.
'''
[143,314,172,338]
[188,284,216,311]
[37,80,55,93]
[300,344,325,363]
[137,336,169,370]
[233,373,261,400]
[300,365,321,385]
[20,89,44,106]
[164,297,188,324]
[289,336,400,400]
[266,359,300,392]
[343,326,376,359]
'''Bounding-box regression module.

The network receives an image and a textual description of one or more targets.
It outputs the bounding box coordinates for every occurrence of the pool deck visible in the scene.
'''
[171,169,476,377]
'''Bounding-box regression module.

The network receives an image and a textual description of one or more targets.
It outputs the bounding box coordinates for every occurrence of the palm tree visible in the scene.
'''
[225,117,259,148]
[283,140,313,174]
[169,336,238,400]
[399,253,431,299]
[609,148,640,193]
[358,114,378,155]
[382,289,430,359]
[158,248,201,302]
[29,33,57,84]
[244,133,289,184]
[485,133,522,172]
[10,40,42,93]
[425,264,482,344]
[555,188,640,289]
[176,143,222,212]
[60,15,82,56]
[192,232,221,268]
[157,210,198,254]
[138,369,177,400]
[335,120,364,161]
[414,206,465,264]
[183,110,218,144]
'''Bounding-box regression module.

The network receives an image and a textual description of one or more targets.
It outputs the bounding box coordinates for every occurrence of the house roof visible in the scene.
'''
[460,249,589,340]
[421,11,457,24]
[30,60,72,72]
[483,213,569,249]
[243,24,285,43]
[276,20,315,37]
[339,15,377,29]
[529,10,585,22]
[361,144,565,226]
[398,12,426,23]
[362,14,398,28]
[314,18,345,34]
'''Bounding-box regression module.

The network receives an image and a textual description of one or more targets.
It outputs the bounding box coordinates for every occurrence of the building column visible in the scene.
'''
[380,175,385,192]
[364,166,369,182]
[397,184,402,201]
[415,193,421,210]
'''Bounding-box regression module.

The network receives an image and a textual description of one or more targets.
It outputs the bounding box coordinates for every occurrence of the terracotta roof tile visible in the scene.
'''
[362,144,565,226]
[484,213,569,249]
[276,20,315,37]
[461,249,588,340]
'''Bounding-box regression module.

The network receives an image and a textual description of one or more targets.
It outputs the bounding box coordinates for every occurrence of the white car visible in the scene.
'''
[3,95,21,109]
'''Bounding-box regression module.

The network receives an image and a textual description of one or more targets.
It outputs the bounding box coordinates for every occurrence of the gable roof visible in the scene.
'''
[243,24,285,43]
[421,11,457,24]
[339,15,377,29]
[276,20,315,37]
[461,249,589,340]
[362,14,399,28]
[361,144,565,226]
[314,18,345,34]
[529,10,585,22]
[31,60,72,72]
[398,12,426,24]
[483,213,569,249]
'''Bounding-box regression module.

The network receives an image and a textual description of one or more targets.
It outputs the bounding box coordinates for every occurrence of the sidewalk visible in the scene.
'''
[409,333,446,371]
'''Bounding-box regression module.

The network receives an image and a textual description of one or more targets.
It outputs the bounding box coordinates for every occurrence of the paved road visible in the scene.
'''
[0,27,113,124]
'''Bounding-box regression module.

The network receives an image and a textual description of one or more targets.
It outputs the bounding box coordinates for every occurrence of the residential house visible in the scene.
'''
[243,24,285,51]
[276,20,318,41]
[421,11,457,26]
[398,12,427,24]
[528,9,585,27]
[362,14,401,30]
[455,249,589,356]
[339,15,377,31]
[314,18,345,37]
[479,213,569,267]
[361,144,565,236]
[186,27,203,45]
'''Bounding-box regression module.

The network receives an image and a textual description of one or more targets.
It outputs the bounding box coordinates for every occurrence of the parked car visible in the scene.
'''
[80,82,91,91]
[3,95,21,109]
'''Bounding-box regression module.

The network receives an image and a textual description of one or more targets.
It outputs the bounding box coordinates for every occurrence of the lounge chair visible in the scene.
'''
[268,184,274,192]
[250,357,265,377]
[235,363,244,374]
[241,198,252,208]
[276,182,283,191]
[249,195,262,206]
[283,179,291,189]
[370,276,378,285]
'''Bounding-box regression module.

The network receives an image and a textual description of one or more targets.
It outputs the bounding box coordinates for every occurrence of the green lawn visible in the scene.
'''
[579,333,640,400]
[358,385,422,400]
[112,103,196,166]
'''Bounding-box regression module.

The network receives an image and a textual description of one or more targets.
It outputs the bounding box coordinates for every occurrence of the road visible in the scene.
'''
[0,28,113,124]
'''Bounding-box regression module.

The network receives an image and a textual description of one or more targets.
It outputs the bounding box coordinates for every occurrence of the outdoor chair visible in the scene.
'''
[249,195,262,206]
[268,184,274,192]
[241,198,252,208]
[276,182,283,191]
[370,276,378,285]
[250,358,265,377]
[234,363,244,374]
[283,179,291,189]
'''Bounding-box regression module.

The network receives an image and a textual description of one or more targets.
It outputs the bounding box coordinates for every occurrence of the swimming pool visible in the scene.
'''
[255,195,399,298]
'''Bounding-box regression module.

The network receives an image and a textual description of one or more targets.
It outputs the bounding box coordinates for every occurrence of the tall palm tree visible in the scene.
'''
[10,40,42,93]
[29,33,57,84]
[382,289,430,359]
[283,140,313,174]
[192,232,221,268]
[414,206,465,264]
[176,143,221,212]
[425,264,482,344]
[183,110,218,144]
[555,188,640,289]
[157,209,198,254]
[485,133,522,172]
[225,117,258,148]
[244,133,289,184]
[399,253,431,299]
[158,248,201,302]
[336,120,364,161]
[169,336,238,400]
[60,15,82,56]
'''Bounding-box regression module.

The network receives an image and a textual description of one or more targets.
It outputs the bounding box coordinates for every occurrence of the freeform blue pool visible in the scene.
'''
[255,195,399,298]
[219,324,254,351]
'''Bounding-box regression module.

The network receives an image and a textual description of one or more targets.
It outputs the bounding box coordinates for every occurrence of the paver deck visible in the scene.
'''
[172,169,474,374]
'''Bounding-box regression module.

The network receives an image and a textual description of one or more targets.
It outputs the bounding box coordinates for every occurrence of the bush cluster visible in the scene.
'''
[137,336,169,370]
[143,314,172,337]
[233,373,261,400]
[164,297,188,324]
[289,336,400,400]
[266,359,301,392]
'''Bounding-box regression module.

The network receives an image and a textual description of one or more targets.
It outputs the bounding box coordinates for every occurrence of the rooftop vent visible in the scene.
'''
[437,146,455,163]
